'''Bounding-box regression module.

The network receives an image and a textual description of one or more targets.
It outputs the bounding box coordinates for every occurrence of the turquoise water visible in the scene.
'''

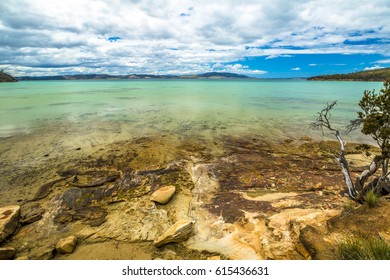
[0,79,383,141]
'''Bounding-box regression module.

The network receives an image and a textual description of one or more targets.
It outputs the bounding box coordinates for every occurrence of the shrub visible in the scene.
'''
[338,236,390,260]
[364,190,379,208]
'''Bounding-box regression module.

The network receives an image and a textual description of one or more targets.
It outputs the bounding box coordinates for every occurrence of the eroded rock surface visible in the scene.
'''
[0,205,20,242]
[1,134,384,260]
[0,247,16,260]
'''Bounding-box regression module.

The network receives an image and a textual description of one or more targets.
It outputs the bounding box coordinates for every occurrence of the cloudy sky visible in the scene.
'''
[0,0,390,78]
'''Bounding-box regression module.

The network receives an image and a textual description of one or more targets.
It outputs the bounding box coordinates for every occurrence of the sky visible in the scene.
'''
[0,0,390,78]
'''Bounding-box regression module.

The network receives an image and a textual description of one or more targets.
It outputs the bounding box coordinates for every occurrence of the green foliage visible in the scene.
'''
[338,236,390,260]
[309,67,390,81]
[355,80,390,158]
[364,190,379,208]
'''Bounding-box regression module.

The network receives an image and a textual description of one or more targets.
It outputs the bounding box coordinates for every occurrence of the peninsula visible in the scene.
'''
[308,67,390,81]
[16,72,250,81]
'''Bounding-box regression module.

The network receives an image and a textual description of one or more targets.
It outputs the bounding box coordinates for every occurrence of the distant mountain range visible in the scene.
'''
[308,67,390,81]
[0,71,17,82]
[16,72,250,81]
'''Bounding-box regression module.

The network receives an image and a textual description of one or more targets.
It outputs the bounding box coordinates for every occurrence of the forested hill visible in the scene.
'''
[308,67,390,81]
[0,71,17,82]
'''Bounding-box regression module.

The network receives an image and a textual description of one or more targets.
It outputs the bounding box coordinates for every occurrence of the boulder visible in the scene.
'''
[0,205,20,242]
[154,219,194,247]
[0,247,16,260]
[150,185,176,204]
[56,236,78,254]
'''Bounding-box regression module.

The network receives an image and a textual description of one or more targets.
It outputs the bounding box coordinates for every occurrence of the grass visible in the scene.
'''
[365,190,379,208]
[338,236,390,260]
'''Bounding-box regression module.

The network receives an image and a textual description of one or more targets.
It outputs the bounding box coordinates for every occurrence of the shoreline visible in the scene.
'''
[1,124,387,259]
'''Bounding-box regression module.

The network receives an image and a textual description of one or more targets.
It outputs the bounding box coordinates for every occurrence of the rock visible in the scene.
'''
[0,205,20,242]
[34,246,55,260]
[21,213,43,225]
[56,236,78,254]
[150,185,176,204]
[207,255,221,260]
[154,219,195,247]
[299,225,334,260]
[0,247,16,260]
[15,256,29,260]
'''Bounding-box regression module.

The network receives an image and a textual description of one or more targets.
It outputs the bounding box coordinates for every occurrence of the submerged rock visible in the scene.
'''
[154,219,194,247]
[0,247,16,260]
[0,205,20,242]
[150,185,176,204]
[56,236,78,254]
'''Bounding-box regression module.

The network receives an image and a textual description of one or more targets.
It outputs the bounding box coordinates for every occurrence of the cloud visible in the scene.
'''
[265,54,293,60]
[375,59,390,64]
[291,67,301,71]
[364,65,385,70]
[0,0,389,76]
[309,63,317,66]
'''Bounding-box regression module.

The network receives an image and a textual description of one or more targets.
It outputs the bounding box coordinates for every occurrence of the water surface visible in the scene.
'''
[0,79,382,142]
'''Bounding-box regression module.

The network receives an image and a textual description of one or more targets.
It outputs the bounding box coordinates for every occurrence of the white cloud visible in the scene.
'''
[375,59,390,64]
[265,54,293,60]
[291,67,301,71]
[364,65,385,70]
[0,0,389,76]
[309,63,317,66]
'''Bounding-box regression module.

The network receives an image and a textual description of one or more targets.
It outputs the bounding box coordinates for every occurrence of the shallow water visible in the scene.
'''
[0,79,382,142]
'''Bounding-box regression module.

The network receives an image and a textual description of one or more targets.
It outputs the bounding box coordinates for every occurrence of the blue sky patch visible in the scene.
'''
[108,36,122,42]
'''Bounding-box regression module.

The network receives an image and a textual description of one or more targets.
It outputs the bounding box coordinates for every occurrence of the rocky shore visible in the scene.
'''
[0,132,389,260]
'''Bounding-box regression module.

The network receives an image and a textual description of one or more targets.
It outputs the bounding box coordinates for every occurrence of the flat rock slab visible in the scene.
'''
[150,185,176,204]
[0,247,16,260]
[154,219,194,247]
[0,205,20,242]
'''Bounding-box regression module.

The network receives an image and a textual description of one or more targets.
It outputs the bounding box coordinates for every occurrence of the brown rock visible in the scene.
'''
[0,247,16,260]
[154,219,194,247]
[150,185,176,204]
[0,205,20,242]
[56,236,78,254]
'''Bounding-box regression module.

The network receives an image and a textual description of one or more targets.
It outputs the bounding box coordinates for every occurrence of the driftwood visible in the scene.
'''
[311,101,389,202]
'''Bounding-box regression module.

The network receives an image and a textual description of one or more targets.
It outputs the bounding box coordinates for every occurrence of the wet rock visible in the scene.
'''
[0,247,16,260]
[154,219,194,247]
[56,236,78,254]
[0,205,20,242]
[150,185,176,204]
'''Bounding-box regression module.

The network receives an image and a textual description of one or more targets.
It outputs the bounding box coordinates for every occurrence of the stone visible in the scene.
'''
[21,213,43,225]
[56,235,78,254]
[150,185,176,204]
[0,205,20,242]
[154,219,195,247]
[207,255,221,260]
[0,247,16,260]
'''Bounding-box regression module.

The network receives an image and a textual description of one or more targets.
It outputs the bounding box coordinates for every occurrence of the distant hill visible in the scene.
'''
[308,67,390,81]
[16,72,250,81]
[0,71,17,82]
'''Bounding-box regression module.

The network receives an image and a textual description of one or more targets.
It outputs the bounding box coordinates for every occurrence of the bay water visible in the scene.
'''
[0,79,383,143]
